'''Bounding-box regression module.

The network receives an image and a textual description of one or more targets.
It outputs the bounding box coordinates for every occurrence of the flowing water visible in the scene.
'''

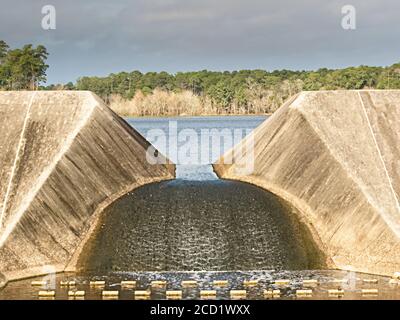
[78,179,324,272]
[1,116,398,300]
[80,116,326,272]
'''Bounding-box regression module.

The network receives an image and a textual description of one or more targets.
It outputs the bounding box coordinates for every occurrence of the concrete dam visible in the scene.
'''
[1,89,399,293]
[214,90,400,276]
[0,91,175,287]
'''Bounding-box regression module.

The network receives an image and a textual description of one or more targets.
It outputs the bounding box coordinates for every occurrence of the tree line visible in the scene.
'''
[74,65,400,101]
[0,40,49,90]
[1,39,400,115]
[73,64,400,115]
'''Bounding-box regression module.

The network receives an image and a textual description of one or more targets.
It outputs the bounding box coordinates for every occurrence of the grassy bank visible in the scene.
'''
[108,86,295,117]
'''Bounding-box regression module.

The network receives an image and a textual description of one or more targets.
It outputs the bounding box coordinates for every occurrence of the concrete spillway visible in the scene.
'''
[78,180,325,273]
[0,91,175,286]
[214,90,400,276]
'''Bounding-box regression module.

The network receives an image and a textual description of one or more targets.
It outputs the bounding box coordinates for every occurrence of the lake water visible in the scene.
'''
[127,115,266,180]
[0,116,397,300]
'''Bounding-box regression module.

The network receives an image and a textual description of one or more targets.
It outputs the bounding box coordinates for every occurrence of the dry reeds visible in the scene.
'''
[108,83,301,117]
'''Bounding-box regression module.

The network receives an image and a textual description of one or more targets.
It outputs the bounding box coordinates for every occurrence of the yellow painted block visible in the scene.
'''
[213,280,228,287]
[151,280,167,287]
[121,280,136,286]
[200,290,217,298]
[230,290,247,298]
[31,281,47,286]
[90,280,105,286]
[302,279,318,285]
[264,289,280,298]
[362,289,378,295]
[102,290,119,297]
[328,289,345,296]
[389,279,399,285]
[38,290,55,297]
[75,291,85,297]
[182,280,197,287]
[296,289,312,297]
[135,290,151,297]
[166,290,182,299]
[68,290,85,297]
[135,296,150,300]
[243,280,258,286]
[274,279,290,286]
[362,279,378,284]
[60,281,76,287]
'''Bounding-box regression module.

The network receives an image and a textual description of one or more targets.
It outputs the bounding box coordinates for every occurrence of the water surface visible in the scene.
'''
[79,179,324,272]
[127,115,266,180]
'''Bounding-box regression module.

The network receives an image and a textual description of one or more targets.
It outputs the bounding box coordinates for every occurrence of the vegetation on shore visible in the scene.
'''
[1,40,400,116]
[71,64,400,116]
[0,40,49,90]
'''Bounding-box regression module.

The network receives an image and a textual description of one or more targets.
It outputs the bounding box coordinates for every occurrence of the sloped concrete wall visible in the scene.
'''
[0,91,175,285]
[214,90,400,276]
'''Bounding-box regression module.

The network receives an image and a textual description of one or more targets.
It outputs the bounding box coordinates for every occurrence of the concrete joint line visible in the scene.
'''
[357,91,400,222]
[0,92,37,231]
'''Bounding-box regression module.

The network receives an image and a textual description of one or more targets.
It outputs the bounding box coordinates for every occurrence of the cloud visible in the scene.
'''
[0,0,399,84]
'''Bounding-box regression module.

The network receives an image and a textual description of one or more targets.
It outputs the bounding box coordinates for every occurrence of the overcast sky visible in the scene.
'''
[0,0,399,84]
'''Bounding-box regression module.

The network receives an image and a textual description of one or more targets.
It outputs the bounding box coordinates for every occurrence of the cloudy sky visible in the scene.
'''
[0,0,399,84]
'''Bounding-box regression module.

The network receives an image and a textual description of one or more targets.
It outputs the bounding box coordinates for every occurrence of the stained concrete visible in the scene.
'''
[214,90,400,276]
[0,91,175,286]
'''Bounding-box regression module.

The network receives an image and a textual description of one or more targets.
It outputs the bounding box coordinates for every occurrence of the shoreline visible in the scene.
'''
[121,113,271,119]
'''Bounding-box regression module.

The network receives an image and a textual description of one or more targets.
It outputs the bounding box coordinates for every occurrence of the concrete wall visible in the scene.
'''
[214,90,400,276]
[0,91,175,286]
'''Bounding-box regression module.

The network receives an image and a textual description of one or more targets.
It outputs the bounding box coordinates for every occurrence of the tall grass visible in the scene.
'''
[108,89,215,117]
[108,82,301,117]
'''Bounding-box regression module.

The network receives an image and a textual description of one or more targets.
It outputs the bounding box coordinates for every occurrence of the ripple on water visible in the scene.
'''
[78,179,325,272]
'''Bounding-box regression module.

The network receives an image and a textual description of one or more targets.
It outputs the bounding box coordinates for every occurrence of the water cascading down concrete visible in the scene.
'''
[214,90,400,276]
[0,91,175,287]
